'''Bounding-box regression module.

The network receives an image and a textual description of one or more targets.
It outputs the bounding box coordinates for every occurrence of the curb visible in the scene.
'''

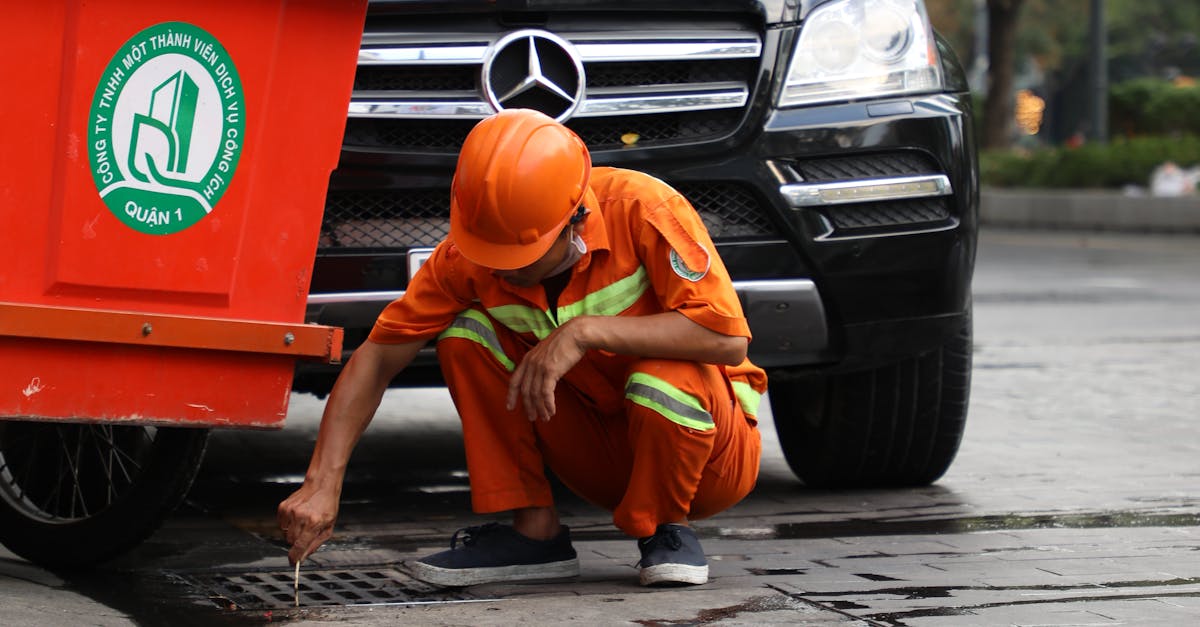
[980,188,1200,234]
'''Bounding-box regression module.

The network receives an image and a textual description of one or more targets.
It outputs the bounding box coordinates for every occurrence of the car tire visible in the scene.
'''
[769,312,972,488]
[0,422,209,569]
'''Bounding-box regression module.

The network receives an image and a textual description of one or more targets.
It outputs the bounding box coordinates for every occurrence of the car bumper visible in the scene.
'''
[305,277,830,369]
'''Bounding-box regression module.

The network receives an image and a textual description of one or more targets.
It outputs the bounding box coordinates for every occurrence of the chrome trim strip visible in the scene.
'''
[306,278,809,307]
[308,291,404,305]
[357,37,761,66]
[575,85,748,117]
[780,175,953,208]
[349,85,749,119]
[306,279,826,367]
[359,44,489,65]
[813,218,961,242]
[573,39,761,62]
[348,99,495,119]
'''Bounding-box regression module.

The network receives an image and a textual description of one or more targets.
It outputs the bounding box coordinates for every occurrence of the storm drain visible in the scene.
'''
[184,566,483,610]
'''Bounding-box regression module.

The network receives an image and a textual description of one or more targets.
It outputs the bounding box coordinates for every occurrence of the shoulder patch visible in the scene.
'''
[669,248,709,282]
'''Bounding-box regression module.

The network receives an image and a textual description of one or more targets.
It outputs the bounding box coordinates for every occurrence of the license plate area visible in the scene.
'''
[407,248,435,282]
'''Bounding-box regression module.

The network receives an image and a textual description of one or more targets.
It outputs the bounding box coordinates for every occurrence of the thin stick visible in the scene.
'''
[294,559,301,607]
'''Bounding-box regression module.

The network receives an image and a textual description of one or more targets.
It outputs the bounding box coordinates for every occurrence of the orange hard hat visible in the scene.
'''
[449,109,591,270]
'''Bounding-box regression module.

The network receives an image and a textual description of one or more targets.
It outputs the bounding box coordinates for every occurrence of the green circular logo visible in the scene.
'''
[88,22,245,235]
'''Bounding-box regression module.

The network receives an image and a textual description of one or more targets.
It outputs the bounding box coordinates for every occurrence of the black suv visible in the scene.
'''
[298,0,978,488]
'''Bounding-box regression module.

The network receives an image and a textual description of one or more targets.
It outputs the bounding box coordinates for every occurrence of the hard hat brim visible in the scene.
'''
[449,195,574,270]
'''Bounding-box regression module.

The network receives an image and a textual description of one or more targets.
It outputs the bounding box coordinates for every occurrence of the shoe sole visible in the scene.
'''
[639,563,708,586]
[409,558,579,587]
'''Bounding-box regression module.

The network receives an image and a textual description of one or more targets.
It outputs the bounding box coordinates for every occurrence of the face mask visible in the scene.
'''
[543,229,587,278]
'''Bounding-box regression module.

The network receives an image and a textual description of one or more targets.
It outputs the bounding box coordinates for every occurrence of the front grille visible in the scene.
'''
[320,182,776,251]
[346,24,761,153]
[321,190,449,249]
[674,183,777,239]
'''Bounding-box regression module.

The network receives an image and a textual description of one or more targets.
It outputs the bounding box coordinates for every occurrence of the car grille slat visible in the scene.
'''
[343,119,473,151]
[353,65,477,92]
[583,59,756,89]
[343,108,743,153]
[568,110,742,150]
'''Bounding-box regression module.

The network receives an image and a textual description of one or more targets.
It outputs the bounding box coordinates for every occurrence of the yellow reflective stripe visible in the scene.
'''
[557,266,649,324]
[485,266,648,337]
[437,309,515,371]
[624,372,714,431]
[486,304,557,340]
[731,380,762,418]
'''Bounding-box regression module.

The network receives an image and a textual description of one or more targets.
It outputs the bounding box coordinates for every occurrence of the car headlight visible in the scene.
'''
[779,0,943,108]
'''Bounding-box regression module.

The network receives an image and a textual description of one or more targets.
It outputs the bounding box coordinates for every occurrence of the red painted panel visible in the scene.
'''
[0,0,366,427]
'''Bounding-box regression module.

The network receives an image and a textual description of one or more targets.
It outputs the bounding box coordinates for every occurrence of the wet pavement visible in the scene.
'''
[3,228,1199,625]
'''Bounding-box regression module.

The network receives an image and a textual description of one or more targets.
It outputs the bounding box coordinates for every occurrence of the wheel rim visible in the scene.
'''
[0,422,158,523]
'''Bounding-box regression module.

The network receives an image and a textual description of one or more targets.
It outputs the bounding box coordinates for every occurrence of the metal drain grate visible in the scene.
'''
[185,566,481,610]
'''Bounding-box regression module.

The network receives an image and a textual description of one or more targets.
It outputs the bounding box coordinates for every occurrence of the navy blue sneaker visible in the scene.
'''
[636,523,708,586]
[410,522,579,587]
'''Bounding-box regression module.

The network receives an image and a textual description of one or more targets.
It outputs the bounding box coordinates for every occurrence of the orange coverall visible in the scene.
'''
[369,167,767,538]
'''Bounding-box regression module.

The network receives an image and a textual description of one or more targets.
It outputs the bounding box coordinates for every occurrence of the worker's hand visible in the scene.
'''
[277,477,341,566]
[508,318,589,421]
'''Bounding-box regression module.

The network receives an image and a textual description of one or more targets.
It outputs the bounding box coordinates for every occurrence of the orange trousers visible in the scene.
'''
[436,309,761,538]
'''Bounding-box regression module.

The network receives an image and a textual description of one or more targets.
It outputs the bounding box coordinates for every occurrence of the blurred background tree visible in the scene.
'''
[980,0,1024,149]
[1108,2,1200,82]
[926,0,1200,149]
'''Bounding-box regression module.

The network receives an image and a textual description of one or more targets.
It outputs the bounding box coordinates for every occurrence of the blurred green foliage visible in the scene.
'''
[1110,79,1200,137]
[927,0,1199,147]
[981,135,1200,188]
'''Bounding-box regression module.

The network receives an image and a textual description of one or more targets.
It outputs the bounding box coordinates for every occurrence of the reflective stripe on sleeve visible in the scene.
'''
[731,380,763,418]
[486,304,557,340]
[624,372,715,431]
[437,309,515,372]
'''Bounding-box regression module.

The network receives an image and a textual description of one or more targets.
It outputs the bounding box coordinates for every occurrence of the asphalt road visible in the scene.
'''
[2,227,1199,625]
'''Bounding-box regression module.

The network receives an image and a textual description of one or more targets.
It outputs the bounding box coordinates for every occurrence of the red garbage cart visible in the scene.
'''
[0,0,367,568]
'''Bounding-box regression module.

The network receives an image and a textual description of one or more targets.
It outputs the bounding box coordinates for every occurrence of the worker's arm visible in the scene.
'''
[277,338,424,565]
[508,311,747,422]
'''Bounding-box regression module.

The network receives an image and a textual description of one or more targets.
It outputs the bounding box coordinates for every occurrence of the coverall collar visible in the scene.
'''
[574,188,609,267]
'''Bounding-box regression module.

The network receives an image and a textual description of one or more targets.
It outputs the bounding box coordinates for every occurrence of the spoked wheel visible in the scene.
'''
[0,421,208,569]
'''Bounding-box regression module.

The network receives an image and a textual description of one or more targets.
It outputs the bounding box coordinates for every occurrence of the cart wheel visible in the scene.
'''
[0,421,209,569]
